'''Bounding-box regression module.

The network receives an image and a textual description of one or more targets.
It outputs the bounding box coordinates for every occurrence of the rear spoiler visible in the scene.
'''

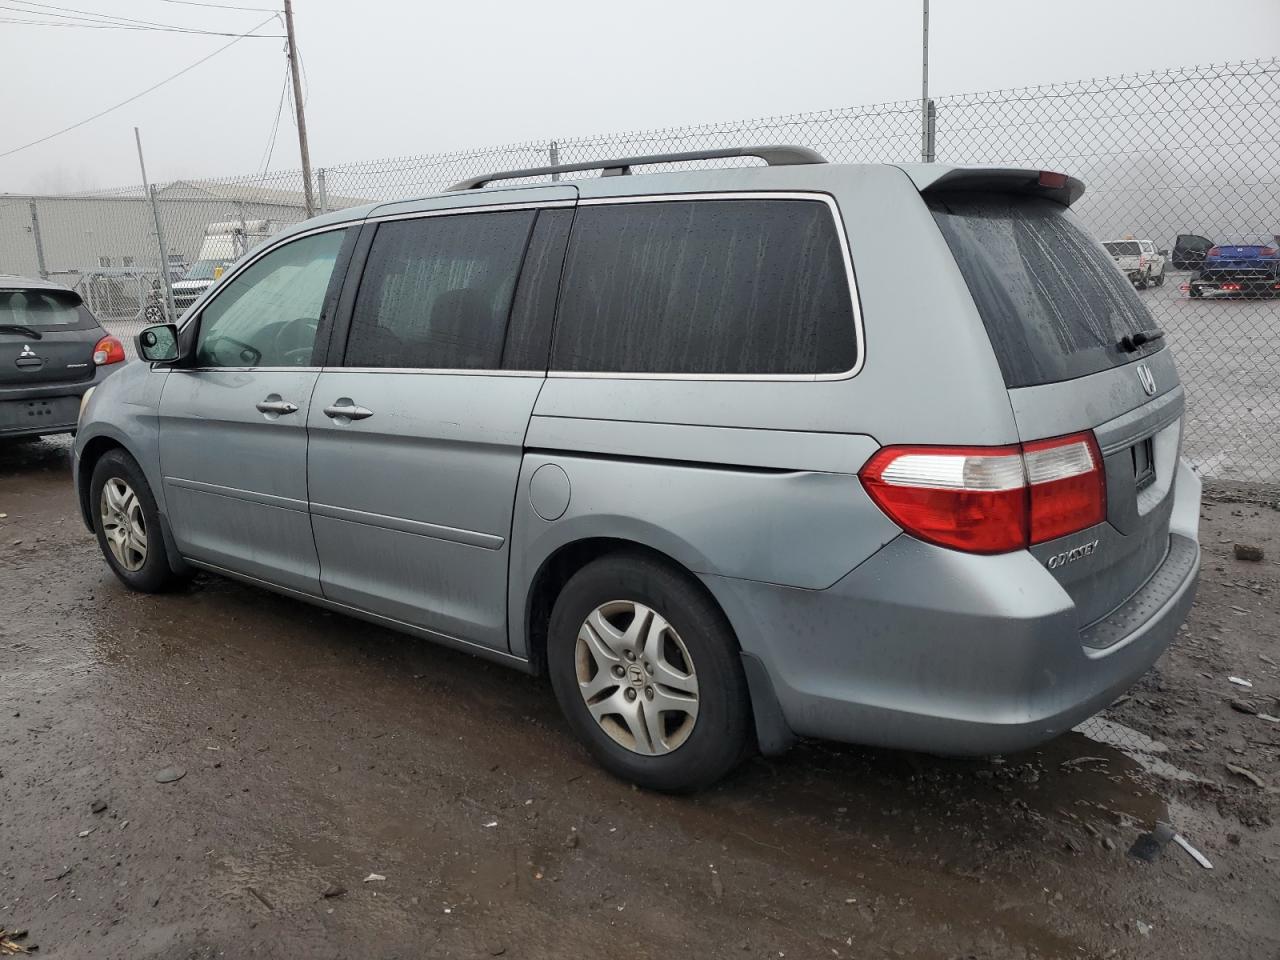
[0,284,83,307]
[900,165,1086,207]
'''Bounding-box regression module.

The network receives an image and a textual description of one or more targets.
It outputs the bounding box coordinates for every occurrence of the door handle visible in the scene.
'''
[323,399,374,422]
[256,397,299,415]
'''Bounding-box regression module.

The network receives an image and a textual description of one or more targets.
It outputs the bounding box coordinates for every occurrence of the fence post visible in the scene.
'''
[27,200,48,278]
[549,141,560,181]
[317,167,329,214]
[923,99,936,162]
[148,185,178,323]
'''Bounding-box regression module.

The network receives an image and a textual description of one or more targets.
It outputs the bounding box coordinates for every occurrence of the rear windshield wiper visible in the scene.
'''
[1118,329,1165,352]
[0,323,43,340]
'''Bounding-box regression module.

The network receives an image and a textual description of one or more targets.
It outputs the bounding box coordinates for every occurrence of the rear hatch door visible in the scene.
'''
[0,286,101,387]
[924,175,1182,631]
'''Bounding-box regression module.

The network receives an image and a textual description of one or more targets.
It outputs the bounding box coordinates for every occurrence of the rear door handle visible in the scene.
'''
[323,399,374,422]
[256,397,299,415]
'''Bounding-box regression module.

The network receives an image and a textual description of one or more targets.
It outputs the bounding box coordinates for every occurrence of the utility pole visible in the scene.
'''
[135,127,177,324]
[283,0,315,217]
[920,0,932,162]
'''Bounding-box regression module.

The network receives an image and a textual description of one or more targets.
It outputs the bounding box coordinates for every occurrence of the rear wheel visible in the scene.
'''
[90,449,183,593]
[547,553,752,792]
[1135,271,1149,290]
[1153,270,1165,287]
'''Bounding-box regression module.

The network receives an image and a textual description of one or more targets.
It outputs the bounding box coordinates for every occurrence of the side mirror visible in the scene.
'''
[137,323,180,363]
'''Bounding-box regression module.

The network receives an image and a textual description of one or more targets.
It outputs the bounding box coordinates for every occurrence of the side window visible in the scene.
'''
[552,199,857,375]
[502,208,573,370]
[195,229,346,368]
[345,209,536,370]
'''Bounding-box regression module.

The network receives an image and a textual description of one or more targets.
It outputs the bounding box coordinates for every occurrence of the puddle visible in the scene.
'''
[1076,715,1212,784]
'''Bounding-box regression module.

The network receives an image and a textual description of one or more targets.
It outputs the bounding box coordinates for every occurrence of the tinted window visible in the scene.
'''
[346,210,536,370]
[0,289,95,329]
[929,193,1159,388]
[552,199,857,375]
[195,229,346,368]
[502,208,572,370]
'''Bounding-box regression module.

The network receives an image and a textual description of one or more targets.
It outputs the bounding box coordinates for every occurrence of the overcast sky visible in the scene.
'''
[1,0,1277,193]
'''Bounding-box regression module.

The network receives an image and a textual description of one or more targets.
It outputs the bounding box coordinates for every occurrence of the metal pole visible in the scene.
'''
[27,199,48,279]
[549,140,560,181]
[921,0,930,162]
[924,99,936,162]
[284,0,315,217]
[135,128,177,323]
[317,167,329,214]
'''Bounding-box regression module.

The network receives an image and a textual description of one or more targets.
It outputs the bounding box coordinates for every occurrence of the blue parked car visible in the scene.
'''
[1190,239,1280,298]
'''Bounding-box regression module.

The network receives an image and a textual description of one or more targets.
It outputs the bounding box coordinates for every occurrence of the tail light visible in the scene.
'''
[1139,254,1147,266]
[1037,171,1069,189]
[93,335,126,366]
[859,432,1106,555]
[1207,246,1221,257]
[1221,282,1241,292]
[1260,246,1277,257]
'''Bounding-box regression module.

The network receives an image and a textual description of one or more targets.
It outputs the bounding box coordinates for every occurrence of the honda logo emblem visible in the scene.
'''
[1136,362,1156,396]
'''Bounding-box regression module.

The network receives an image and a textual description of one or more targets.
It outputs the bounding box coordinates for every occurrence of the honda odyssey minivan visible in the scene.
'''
[73,147,1201,792]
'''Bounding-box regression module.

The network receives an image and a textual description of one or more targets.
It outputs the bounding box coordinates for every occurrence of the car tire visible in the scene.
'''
[1153,270,1165,287]
[90,449,184,593]
[547,552,752,792]
[1136,271,1149,290]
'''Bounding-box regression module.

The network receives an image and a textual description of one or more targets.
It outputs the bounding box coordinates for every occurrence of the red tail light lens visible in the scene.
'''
[1038,171,1069,189]
[93,335,126,366]
[859,432,1106,555]
[1022,433,1106,543]
[1260,246,1277,257]
[1207,246,1221,256]
[1221,283,1241,292]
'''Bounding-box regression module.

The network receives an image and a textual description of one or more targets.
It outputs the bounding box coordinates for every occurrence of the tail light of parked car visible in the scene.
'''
[1260,246,1277,257]
[1206,246,1221,257]
[859,432,1106,555]
[93,335,126,366]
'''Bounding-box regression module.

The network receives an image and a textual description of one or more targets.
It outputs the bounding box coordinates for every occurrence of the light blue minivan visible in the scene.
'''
[73,147,1200,791]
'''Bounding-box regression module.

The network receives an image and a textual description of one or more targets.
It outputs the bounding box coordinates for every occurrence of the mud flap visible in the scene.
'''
[740,651,796,757]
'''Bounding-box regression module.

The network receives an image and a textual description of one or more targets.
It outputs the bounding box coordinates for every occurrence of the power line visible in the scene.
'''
[0,14,278,160]
[258,62,289,174]
[8,0,254,30]
[0,14,281,33]
[153,0,278,10]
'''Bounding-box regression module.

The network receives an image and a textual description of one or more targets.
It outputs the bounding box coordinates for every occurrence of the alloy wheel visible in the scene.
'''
[99,477,148,572]
[574,600,699,756]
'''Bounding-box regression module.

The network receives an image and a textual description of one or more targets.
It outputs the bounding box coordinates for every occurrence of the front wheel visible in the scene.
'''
[547,553,752,792]
[90,449,184,593]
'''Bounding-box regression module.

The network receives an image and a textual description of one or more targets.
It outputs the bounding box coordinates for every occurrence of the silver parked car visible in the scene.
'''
[73,147,1201,792]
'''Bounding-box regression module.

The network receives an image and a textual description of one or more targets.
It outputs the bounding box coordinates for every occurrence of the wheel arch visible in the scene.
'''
[521,535,796,757]
[76,434,128,531]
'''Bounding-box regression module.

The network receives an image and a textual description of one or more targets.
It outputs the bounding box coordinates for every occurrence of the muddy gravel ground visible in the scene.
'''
[1,437,1278,960]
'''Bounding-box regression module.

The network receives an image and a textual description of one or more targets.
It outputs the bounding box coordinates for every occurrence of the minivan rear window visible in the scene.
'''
[552,198,857,376]
[929,193,1161,388]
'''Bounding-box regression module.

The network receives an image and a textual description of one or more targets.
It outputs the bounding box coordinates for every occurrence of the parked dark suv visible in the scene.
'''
[1,276,128,439]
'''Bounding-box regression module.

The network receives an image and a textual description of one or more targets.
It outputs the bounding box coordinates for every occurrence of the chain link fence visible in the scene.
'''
[3,58,1277,486]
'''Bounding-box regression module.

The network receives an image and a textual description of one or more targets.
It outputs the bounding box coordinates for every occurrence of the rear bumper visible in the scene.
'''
[0,366,117,437]
[703,459,1202,756]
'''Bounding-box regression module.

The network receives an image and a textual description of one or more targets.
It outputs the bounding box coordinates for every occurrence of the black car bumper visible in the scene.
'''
[0,366,117,438]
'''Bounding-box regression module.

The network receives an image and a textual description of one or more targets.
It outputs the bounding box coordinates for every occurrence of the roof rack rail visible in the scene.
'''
[447,144,826,191]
